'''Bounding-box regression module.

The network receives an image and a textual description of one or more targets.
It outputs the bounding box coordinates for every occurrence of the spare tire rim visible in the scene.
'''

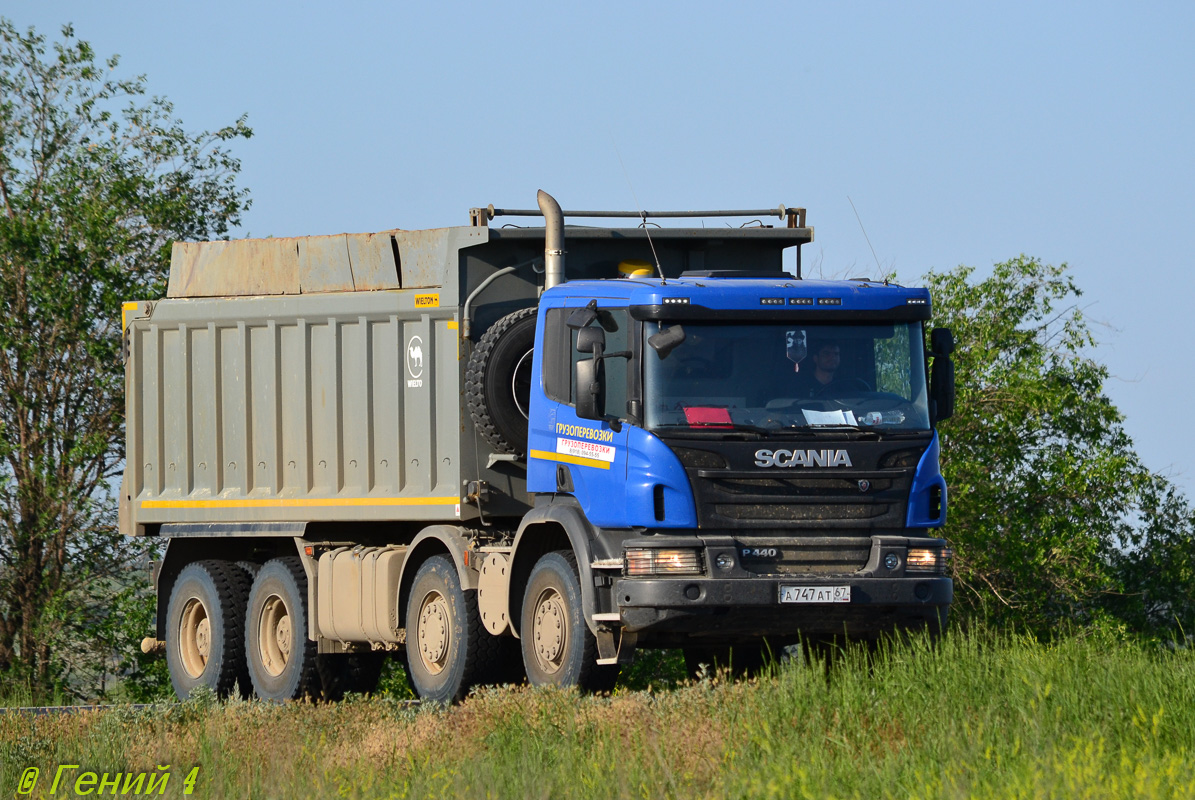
[417,590,451,675]
[532,587,568,674]
[512,348,534,420]
[258,594,292,677]
[179,597,211,678]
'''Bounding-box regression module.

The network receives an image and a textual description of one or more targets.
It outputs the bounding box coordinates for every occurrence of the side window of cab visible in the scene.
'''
[545,306,630,419]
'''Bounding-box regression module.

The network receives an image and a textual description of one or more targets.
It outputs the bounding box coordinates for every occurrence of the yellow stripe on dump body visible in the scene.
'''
[141,496,459,510]
[529,449,613,470]
[122,302,138,331]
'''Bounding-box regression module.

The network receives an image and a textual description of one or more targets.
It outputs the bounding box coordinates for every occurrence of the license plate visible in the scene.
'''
[779,585,851,604]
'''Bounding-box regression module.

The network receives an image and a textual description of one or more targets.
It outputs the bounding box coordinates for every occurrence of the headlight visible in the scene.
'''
[906,547,952,574]
[625,548,704,577]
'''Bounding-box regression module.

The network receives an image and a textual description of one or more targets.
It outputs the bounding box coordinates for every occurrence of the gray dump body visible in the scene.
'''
[120,220,813,538]
[121,225,510,535]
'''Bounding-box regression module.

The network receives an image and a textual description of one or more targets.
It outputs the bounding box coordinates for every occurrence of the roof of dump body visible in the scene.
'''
[165,222,814,298]
[167,230,398,297]
[166,226,490,298]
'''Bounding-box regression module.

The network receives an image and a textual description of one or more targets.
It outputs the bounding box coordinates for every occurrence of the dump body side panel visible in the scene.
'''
[124,290,466,529]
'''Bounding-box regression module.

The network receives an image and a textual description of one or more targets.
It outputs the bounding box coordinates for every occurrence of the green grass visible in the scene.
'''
[3,630,1194,799]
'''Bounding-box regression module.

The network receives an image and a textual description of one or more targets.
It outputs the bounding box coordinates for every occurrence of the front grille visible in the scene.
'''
[715,502,892,522]
[736,536,872,575]
[710,476,896,494]
[660,437,927,531]
[690,469,912,529]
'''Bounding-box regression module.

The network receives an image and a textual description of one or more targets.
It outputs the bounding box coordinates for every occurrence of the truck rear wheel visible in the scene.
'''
[405,555,486,703]
[465,306,538,456]
[521,551,618,692]
[245,558,320,701]
[165,560,251,700]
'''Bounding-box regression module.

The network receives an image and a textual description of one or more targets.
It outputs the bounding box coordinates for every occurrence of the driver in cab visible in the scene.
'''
[791,339,843,399]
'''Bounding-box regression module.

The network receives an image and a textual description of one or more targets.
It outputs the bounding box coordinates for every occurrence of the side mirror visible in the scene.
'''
[576,326,606,355]
[930,327,956,423]
[575,358,603,420]
[930,327,955,356]
[648,324,686,359]
[567,300,599,330]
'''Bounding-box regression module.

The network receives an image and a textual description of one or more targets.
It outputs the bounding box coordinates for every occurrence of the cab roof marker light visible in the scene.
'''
[760,297,784,305]
[662,297,690,305]
[907,298,928,305]
[817,298,842,306]
[790,297,814,305]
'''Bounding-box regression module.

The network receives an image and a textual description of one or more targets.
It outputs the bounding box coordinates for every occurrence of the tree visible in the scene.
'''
[1110,476,1195,637]
[925,256,1191,636]
[0,20,250,696]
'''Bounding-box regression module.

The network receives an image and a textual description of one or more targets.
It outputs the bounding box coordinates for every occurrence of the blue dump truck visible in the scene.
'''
[124,191,954,702]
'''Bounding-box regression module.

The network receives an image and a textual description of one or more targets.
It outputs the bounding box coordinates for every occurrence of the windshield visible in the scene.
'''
[643,321,930,433]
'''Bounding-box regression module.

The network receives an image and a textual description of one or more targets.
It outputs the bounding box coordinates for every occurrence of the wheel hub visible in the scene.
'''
[276,615,292,660]
[195,618,211,658]
[258,594,292,678]
[533,589,567,672]
[179,597,211,678]
[417,592,450,674]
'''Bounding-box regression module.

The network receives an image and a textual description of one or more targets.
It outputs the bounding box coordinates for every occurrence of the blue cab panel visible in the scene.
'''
[906,431,948,528]
[525,276,940,531]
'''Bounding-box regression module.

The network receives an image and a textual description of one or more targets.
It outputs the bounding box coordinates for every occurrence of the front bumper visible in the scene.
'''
[615,575,952,641]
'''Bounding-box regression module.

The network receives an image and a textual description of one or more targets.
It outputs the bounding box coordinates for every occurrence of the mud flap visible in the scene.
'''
[594,616,637,665]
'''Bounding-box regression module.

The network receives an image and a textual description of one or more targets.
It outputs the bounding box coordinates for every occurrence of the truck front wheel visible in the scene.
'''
[521,551,618,691]
[245,558,320,701]
[165,561,251,700]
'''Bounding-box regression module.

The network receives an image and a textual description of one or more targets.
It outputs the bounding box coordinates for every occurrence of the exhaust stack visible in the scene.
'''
[537,190,565,289]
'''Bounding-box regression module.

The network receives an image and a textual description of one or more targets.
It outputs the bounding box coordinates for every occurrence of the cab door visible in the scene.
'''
[527,302,633,527]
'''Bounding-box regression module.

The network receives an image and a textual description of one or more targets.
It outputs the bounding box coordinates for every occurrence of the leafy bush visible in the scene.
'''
[928,257,1195,637]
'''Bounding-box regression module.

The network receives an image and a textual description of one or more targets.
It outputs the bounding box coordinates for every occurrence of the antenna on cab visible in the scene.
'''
[611,136,666,284]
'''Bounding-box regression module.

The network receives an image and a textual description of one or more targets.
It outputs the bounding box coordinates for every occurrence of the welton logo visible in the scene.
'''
[406,335,424,387]
[754,449,853,468]
[414,293,439,308]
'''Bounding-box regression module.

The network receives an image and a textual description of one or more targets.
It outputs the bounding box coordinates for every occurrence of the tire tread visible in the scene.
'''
[522,550,618,692]
[247,556,320,701]
[168,559,251,699]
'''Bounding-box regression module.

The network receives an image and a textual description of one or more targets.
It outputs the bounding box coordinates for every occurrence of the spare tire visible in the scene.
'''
[466,306,538,455]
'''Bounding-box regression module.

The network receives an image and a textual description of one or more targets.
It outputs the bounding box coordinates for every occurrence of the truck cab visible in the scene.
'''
[513,272,954,678]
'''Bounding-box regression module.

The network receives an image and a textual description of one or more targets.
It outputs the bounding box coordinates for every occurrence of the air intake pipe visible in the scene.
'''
[537,189,565,289]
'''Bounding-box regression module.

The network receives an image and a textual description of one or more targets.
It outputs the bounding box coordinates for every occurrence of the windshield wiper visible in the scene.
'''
[777,425,932,440]
[772,424,885,440]
[655,423,928,441]
[652,423,770,440]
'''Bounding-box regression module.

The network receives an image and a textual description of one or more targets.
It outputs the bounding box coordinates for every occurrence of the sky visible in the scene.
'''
[8,1,1194,494]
